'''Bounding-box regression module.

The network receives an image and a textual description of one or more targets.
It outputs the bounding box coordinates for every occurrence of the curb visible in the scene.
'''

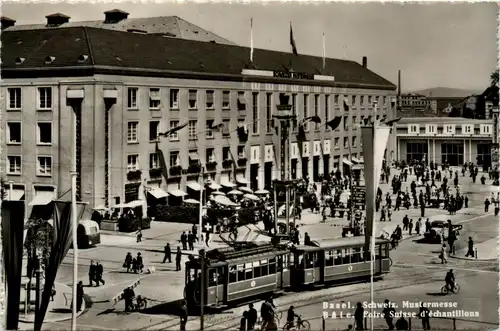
[449,254,498,262]
[19,283,86,323]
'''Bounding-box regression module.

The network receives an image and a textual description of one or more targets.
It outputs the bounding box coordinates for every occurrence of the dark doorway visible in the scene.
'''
[323,155,330,178]
[264,162,273,190]
[250,164,259,191]
[302,157,309,179]
[291,159,298,179]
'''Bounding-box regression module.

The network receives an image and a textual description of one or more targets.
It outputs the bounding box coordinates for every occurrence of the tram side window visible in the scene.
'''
[379,244,389,258]
[295,253,304,267]
[351,248,361,263]
[343,249,351,264]
[277,255,286,272]
[269,257,276,274]
[359,247,365,262]
[325,251,335,267]
[288,253,294,269]
[208,267,224,287]
[254,261,261,278]
[229,266,237,283]
[334,250,343,265]
[260,259,269,276]
[245,263,253,280]
[305,252,318,268]
[237,264,245,281]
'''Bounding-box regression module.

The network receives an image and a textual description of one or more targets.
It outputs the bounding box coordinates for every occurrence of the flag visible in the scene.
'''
[250,18,254,63]
[343,100,350,112]
[228,147,237,181]
[322,33,326,70]
[326,116,342,131]
[290,22,298,55]
[237,125,248,143]
[305,115,321,124]
[2,200,25,331]
[155,141,169,181]
[297,125,306,159]
[158,122,188,137]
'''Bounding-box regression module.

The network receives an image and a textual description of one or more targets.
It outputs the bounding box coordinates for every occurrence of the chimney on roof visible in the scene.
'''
[104,9,129,24]
[362,56,367,68]
[1,16,16,29]
[46,13,70,27]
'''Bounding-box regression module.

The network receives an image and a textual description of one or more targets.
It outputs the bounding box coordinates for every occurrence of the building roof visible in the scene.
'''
[397,117,492,125]
[1,27,396,89]
[3,15,236,46]
[412,87,480,98]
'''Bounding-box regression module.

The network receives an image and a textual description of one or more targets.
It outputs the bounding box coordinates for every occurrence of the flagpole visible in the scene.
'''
[71,107,78,330]
[250,18,254,63]
[322,33,326,70]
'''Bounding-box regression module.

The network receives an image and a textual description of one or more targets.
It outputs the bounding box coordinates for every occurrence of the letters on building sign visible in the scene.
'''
[265,145,274,162]
[323,140,331,155]
[462,124,472,134]
[444,124,455,134]
[251,146,260,164]
[480,124,492,135]
[425,124,436,134]
[273,70,314,80]
[408,124,419,134]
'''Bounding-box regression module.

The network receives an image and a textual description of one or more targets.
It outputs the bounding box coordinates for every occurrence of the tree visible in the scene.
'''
[0,177,6,200]
[491,69,499,87]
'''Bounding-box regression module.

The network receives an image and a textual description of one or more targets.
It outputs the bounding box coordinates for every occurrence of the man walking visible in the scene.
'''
[465,237,474,257]
[89,260,96,286]
[176,247,182,271]
[162,243,171,263]
[96,261,105,286]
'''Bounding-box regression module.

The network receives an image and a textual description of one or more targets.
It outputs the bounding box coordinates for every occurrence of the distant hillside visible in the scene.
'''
[412,87,481,98]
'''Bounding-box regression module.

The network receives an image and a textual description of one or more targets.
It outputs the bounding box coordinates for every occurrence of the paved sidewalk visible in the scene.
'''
[19,282,85,323]
[451,237,499,261]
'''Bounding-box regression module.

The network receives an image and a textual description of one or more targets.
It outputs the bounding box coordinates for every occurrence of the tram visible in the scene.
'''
[184,237,391,308]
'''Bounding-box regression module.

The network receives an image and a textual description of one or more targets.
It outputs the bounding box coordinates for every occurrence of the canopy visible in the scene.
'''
[148,188,168,199]
[243,193,260,201]
[208,183,222,190]
[220,180,236,188]
[126,200,145,208]
[28,191,54,206]
[7,189,25,201]
[168,189,187,197]
[228,190,243,195]
[255,189,270,195]
[236,175,249,185]
[239,187,253,194]
[113,203,129,208]
[93,204,109,211]
[184,199,200,204]
[213,195,239,207]
[351,157,362,164]
[343,158,353,166]
[212,191,225,196]
[186,182,201,191]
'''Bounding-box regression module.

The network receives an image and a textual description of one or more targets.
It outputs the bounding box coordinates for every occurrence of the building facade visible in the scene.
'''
[1,24,396,211]
[395,117,494,167]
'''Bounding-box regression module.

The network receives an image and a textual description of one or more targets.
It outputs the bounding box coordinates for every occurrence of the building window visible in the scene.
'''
[127,154,139,171]
[170,121,179,141]
[352,95,357,106]
[37,122,52,145]
[480,124,492,135]
[334,95,339,106]
[188,120,197,140]
[314,94,319,130]
[222,147,230,160]
[169,151,180,167]
[352,136,357,147]
[37,87,52,110]
[206,148,215,162]
[222,119,230,137]
[352,116,357,126]
[237,91,246,110]
[266,93,273,133]
[325,95,330,129]
[222,91,230,109]
[149,153,159,169]
[368,95,372,105]
[252,92,259,134]
[408,125,419,134]
[206,120,215,138]
[343,137,349,148]
[343,116,348,130]
[127,87,138,109]
[292,94,297,130]
[127,122,139,143]
[188,90,197,109]
[237,146,245,159]
[334,137,340,149]
[37,156,52,176]
[303,94,309,131]
[7,122,21,144]
[170,89,179,109]
[360,95,365,106]
[407,143,428,163]
[205,90,214,109]
[149,88,161,109]
[7,88,22,110]
[7,156,21,174]
[149,121,160,141]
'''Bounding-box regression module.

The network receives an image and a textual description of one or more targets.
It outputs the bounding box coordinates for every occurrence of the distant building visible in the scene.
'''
[398,93,464,118]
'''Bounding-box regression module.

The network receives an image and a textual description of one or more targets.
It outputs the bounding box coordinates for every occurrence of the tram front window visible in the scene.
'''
[295,252,305,268]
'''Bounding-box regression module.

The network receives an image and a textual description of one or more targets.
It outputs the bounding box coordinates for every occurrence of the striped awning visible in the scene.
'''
[187,182,201,191]
[168,189,187,197]
[29,191,54,206]
[343,158,353,166]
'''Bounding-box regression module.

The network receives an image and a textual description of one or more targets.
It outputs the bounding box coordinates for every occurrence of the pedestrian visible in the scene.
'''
[395,316,408,330]
[240,311,248,331]
[96,261,105,286]
[89,260,96,286]
[408,220,413,235]
[181,232,188,250]
[51,284,56,301]
[247,303,257,330]
[439,243,448,264]
[136,227,142,243]
[465,237,474,257]
[484,199,491,213]
[136,252,144,273]
[163,243,172,263]
[205,231,211,247]
[464,196,469,208]
[382,299,395,330]
[354,302,364,330]
[425,218,431,233]
[124,252,133,272]
[76,281,84,312]
[180,300,188,330]
[415,218,421,235]
[419,303,430,330]
[188,231,195,250]
[176,247,182,271]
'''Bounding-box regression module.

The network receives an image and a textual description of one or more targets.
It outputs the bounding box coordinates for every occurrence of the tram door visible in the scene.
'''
[207,266,226,307]
[277,253,291,288]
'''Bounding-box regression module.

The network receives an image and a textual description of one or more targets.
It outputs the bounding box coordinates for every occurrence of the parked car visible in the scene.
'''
[424,220,447,243]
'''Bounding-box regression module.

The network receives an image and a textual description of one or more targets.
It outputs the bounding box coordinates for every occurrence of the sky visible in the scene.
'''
[1,1,497,92]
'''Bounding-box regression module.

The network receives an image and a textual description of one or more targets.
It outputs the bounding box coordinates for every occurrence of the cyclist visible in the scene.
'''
[261,297,276,330]
[445,269,456,292]
[285,305,300,330]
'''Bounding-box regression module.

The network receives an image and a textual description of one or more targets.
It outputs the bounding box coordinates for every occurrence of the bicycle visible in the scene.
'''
[282,315,310,330]
[441,283,460,295]
[133,295,148,311]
